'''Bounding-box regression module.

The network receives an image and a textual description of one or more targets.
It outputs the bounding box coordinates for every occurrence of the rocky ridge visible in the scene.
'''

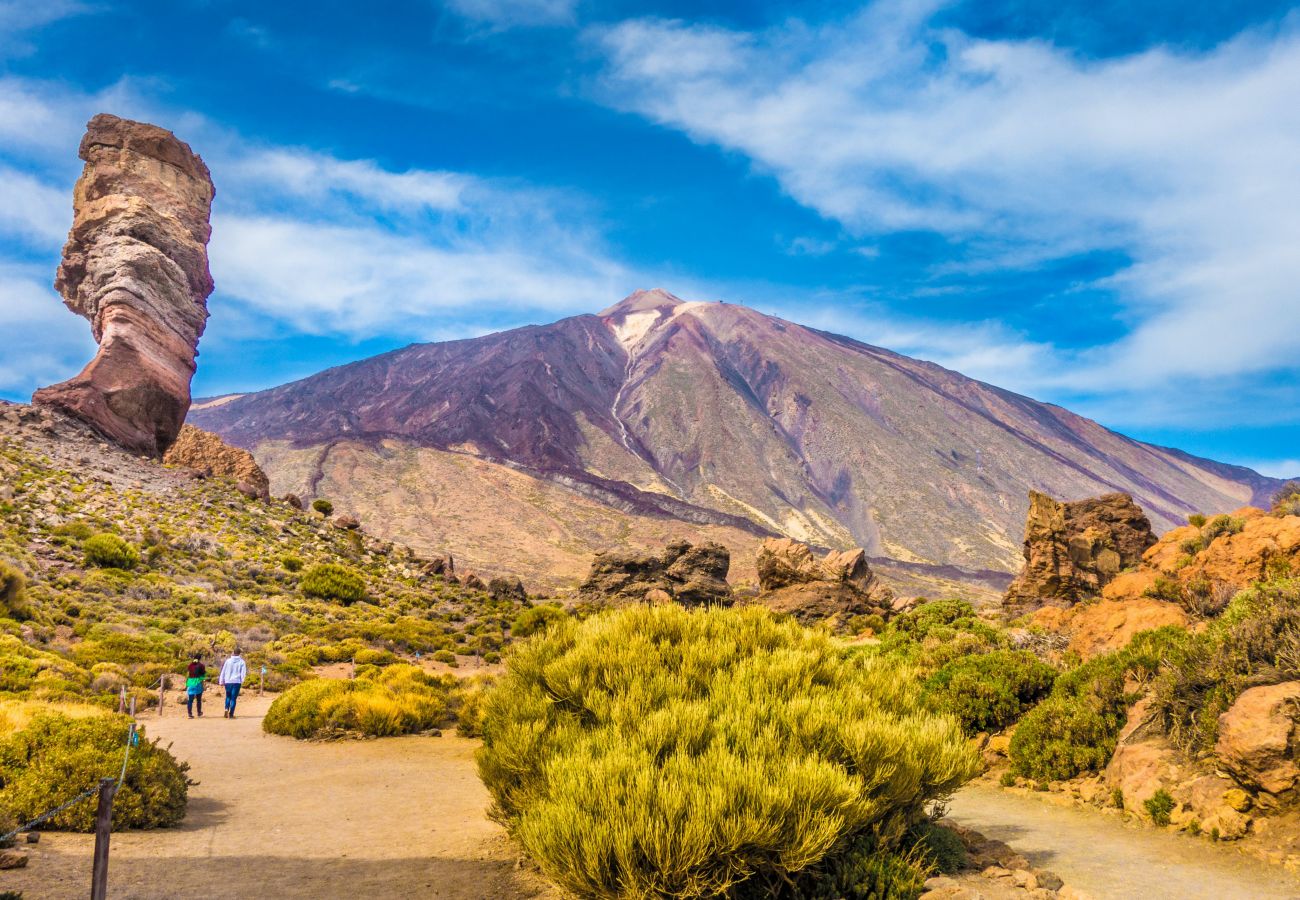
[33,113,215,457]
[163,424,270,499]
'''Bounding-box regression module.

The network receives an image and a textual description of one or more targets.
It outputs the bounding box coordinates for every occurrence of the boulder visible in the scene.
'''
[1059,597,1189,660]
[334,514,361,530]
[1004,491,1155,615]
[487,575,527,603]
[32,114,215,457]
[0,848,28,869]
[163,425,269,499]
[577,540,731,607]
[753,537,892,624]
[1216,681,1300,807]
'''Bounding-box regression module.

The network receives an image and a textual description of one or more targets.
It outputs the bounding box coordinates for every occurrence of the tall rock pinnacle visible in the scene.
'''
[33,113,215,457]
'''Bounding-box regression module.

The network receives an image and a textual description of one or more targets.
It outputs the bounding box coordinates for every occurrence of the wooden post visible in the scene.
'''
[129,694,136,718]
[90,777,117,900]
[158,674,166,717]
[117,686,127,714]
[259,666,264,697]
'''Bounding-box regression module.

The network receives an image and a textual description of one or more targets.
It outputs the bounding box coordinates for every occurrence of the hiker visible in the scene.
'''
[220,648,248,718]
[185,654,206,718]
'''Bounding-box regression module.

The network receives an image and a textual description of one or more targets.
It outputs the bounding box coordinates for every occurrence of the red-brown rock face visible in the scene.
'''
[1004,491,1156,615]
[33,114,215,457]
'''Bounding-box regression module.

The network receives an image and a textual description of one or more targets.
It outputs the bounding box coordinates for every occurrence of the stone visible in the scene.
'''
[753,537,893,624]
[1004,491,1156,614]
[162,425,269,498]
[577,540,731,607]
[1061,597,1189,660]
[981,865,1013,879]
[923,876,960,891]
[1216,681,1300,806]
[1037,870,1064,891]
[334,514,361,530]
[282,493,304,510]
[33,114,215,457]
[1058,888,1093,900]
[0,848,28,869]
[25,832,39,844]
[1012,870,1037,889]
[487,575,527,603]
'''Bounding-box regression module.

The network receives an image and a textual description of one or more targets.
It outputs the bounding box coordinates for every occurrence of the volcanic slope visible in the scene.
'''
[191,289,1283,592]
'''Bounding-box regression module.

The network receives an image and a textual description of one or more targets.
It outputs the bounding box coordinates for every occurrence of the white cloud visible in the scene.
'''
[0,263,95,395]
[443,0,576,29]
[592,5,1300,392]
[1253,460,1300,479]
[0,164,68,247]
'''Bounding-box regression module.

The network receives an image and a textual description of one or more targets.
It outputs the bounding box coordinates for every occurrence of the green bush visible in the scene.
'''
[734,831,931,899]
[874,599,1006,675]
[1,560,29,619]
[453,675,495,738]
[477,604,977,898]
[1010,627,1188,781]
[1187,513,1207,528]
[0,712,188,830]
[912,821,967,875]
[432,649,457,665]
[1144,788,1175,826]
[510,603,568,638]
[1153,578,1300,752]
[311,499,334,517]
[83,534,139,570]
[923,649,1056,734]
[1272,481,1300,517]
[281,555,304,572]
[300,563,366,604]
[263,665,452,739]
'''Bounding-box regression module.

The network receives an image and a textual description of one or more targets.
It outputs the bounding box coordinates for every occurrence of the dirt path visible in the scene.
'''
[3,694,553,899]
[947,785,1300,899]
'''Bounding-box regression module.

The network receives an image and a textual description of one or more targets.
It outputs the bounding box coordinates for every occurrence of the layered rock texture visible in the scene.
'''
[753,537,894,624]
[164,425,270,499]
[576,540,731,607]
[1216,682,1300,809]
[34,114,214,457]
[1004,491,1156,614]
[191,289,1286,593]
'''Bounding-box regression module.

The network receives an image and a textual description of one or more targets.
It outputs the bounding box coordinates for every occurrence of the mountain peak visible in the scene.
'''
[599,288,684,318]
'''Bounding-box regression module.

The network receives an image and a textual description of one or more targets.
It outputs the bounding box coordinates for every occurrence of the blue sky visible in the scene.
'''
[1,0,1298,477]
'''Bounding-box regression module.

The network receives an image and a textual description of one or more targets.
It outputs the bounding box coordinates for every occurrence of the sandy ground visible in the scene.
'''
[1,694,553,899]
[948,785,1300,900]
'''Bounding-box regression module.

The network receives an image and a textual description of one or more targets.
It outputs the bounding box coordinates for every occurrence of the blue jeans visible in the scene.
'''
[186,688,203,716]
[224,682,242,715]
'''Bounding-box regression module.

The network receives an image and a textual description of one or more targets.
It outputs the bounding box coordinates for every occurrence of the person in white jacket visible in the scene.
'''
[219,649,248,718]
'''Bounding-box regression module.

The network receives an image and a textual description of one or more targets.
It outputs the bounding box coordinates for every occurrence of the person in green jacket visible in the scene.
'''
[185,654,207,717]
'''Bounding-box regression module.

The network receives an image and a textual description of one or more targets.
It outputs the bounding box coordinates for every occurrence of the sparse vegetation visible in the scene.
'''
[1010,627,1189,781]
[263,665,454,739]
[311,498,334,517]
[477,604,977,898]
[1144,788,1175,826]
[0,708,188,831]
[0,559,28,619]
[299,563,366,604]
[82,533,139,570]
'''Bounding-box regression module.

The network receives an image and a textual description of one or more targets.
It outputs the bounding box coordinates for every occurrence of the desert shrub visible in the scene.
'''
[911,821,967,875]
[281,555,304,572]
[733,831,932,899]
[1010,627,1188,781]
[875,599,1005,674]
[311,499,334,517]
[1187,513,1207,528]
[0,560,29,619]
[262,665,452,739]
[1272,481,1300,517]
[83,533,139,570]
[1153,577,1300,752]
[0,711,188,830]
[432,649,457,665]
[1202,514,1245,543]
[52,521,95,544]
[510,603,568,638]
[478,604,977,898]
[1144,788,1175,826]
[924,650,1056,734]
[299,564,366,604]
[353,648,397,667]
[452,674,496,738]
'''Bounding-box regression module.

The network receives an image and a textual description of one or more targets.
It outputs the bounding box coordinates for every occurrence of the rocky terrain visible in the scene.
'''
[163,424,270,499]
[190,289,1286,595]
[33,115,215,458]
[1004,491,1156,615]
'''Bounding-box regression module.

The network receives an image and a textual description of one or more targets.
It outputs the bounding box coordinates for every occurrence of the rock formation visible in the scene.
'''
[1004,491,1156,615]
[1216,682,1300,809]
[753,537,893,624]
[33,113,215,457]
[163,425,269,499]
[577,540,731,607]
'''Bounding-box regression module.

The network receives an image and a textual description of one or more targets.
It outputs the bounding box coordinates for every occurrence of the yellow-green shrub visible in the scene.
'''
[262,665,452,739]
[477,604,978,898]
[300,563,366,604]
[83,533,139,570]
[0,560,29,620]
[923,649,1056,735]
[0,711,188,831]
